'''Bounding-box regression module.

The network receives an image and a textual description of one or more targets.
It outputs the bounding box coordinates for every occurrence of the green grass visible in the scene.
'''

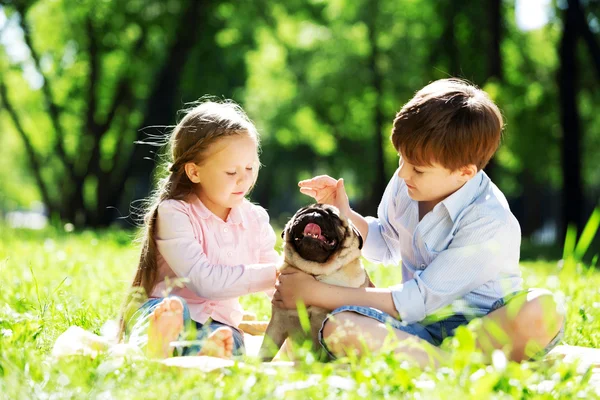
[1,225,599,399]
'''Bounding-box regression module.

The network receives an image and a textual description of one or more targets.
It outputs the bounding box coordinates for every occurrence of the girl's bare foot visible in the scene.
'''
[147,297,184,358]
[198,327,234,359]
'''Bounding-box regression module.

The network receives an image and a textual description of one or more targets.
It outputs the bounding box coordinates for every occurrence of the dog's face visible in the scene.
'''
[283,204,362,264]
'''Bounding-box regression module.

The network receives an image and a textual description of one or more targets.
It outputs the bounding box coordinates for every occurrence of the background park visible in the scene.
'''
[1,0,600,398]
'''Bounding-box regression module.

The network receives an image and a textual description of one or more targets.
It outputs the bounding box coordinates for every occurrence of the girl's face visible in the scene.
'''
[187,135,258,220]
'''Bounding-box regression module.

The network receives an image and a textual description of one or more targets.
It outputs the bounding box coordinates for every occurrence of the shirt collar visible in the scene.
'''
[226,204,248,228]
[440,170,484,222]
[190,194,248,228]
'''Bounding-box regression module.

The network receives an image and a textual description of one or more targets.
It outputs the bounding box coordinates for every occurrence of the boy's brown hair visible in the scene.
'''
[391,78,503,171]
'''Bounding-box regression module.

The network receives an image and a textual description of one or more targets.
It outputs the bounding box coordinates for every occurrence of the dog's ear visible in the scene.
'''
[352,226,363,250]
[281,213,296,240]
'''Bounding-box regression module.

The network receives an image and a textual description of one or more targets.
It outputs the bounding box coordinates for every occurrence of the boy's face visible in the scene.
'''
[397,154,476,205]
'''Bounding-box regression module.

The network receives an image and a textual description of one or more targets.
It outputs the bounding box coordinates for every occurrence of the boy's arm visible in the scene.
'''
[312,284,399,317]
[360,172,404,265]
[298,176,368,239]
[346,209,369,242]
[273,269,399,318]
[298,172,404,265]
[274,214,519,324]
[390,214,521,324]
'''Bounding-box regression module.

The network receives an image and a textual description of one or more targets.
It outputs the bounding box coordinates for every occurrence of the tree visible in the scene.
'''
[245,0,445,216]
[558,0,583,237]
[0,0,192,225]
[483,0,503,183]
[0,0,253,226]
[366,0,386,211]
[557,0,600,237]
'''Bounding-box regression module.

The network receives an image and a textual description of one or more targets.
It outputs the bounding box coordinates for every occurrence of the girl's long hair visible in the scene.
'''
[118,100,259,340]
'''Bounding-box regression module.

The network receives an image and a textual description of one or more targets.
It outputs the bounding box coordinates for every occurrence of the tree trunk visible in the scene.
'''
[520,171,544,237]
[488,0,503,82]
[441,1,460,77]
[366,0,386,215]
[484,0,502,182]
[558,0,584,238]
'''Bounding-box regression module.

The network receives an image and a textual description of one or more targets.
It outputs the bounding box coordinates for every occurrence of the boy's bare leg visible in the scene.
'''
[198,328,234,359]
[147,297,184,359]
[321,312,446,368]
[322,290,564,367]
[472,289,565,362]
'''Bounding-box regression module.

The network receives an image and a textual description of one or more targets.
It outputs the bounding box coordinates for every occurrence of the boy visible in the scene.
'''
[273,79,565,366]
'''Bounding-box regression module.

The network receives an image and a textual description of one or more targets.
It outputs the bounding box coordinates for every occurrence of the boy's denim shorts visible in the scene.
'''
[318,288,565,360]
[127,296,245,357]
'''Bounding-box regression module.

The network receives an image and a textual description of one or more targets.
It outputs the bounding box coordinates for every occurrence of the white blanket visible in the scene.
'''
[52,325,600,375]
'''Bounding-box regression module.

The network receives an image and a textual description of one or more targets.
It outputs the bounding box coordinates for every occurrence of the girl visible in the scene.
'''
[121,100,280,359]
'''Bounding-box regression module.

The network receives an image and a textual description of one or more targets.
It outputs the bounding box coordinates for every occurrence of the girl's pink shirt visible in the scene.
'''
[151,194,280,328]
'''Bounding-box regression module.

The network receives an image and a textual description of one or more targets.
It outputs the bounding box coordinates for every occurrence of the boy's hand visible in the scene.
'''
[298,176,350,216]
[272,268,318,309]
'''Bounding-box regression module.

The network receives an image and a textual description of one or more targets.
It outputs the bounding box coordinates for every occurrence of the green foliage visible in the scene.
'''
[491,7,564,195]
[245,0,445,214]
[560,207,600,278]
[0,0,255,225]
[1,0,599,237]
[0,0,183,220]
[1,226,600,398]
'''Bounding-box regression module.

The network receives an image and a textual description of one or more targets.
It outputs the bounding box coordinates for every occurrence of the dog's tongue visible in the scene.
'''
[303,223,325,241]
[304,223,321,236]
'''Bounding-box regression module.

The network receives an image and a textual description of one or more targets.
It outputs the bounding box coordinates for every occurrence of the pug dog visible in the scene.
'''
[259,203,369,361]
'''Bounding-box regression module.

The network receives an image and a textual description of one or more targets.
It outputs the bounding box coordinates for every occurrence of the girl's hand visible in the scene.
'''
[272,268,318,309]
[298,176,350,216]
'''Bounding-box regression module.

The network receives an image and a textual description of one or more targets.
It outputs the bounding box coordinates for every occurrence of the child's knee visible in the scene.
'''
[521,290,565,336]
[323,312,355,340]
[321,312,363,354]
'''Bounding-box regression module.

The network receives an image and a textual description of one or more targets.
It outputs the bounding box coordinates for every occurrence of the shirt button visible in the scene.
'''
[223,227,229,233]
[228,251,233,257]
[420,263,426,269]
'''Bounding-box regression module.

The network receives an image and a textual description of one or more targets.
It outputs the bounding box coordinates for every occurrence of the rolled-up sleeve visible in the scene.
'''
[363,172,403,265]
[390,215,517,323]
[155,201,277,300]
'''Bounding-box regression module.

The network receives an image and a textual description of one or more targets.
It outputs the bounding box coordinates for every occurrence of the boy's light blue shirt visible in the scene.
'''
[363,170,523,324]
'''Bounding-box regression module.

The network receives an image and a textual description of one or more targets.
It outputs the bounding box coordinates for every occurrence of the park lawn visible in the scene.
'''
[0,226,599,399]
